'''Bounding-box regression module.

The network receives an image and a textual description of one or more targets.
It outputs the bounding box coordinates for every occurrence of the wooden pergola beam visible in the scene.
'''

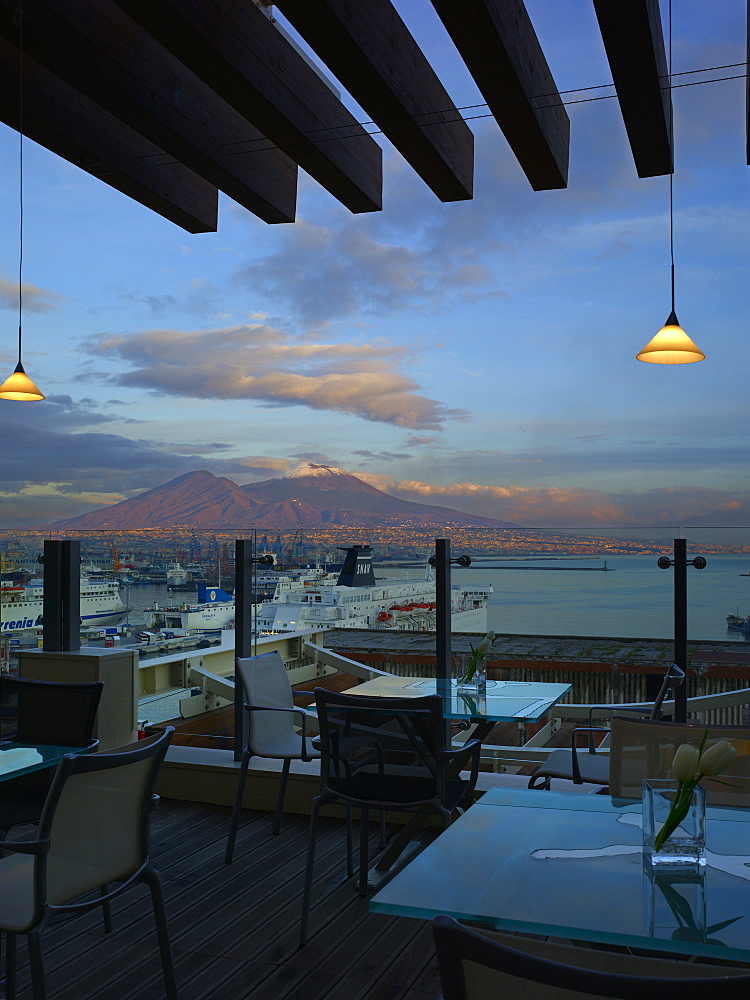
[430,0,569,191]
[0,40,217,234]
[113,0,383,214]
[0,0,298,225]
[593,0,673,178]
[276,0,473,203]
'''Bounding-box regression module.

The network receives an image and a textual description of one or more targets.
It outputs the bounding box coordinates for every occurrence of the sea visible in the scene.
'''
[120,553,750,644]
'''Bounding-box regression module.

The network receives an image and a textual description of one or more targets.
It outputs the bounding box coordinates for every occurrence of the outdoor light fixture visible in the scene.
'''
[0,8,45,401]
[636,0,704,365]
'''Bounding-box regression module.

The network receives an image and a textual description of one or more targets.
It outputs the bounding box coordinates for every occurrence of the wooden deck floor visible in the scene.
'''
[4,799,441,1000]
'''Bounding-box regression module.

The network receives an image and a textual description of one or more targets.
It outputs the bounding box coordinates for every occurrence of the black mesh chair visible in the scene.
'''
[0,728,177,1000]
[527,663,684,791]
[0,676,104,836]
[432,915,750,1000]
[300,689,481,946]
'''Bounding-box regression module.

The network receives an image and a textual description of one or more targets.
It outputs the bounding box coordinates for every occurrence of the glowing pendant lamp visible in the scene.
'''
[0,8,45,401]
[636,0,704,365]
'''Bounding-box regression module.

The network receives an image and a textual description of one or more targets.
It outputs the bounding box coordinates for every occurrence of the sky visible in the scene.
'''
[0,0,748,531]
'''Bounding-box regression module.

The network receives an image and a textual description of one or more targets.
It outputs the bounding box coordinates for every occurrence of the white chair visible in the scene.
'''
[225,651,320,861]
[0,727,177,1000]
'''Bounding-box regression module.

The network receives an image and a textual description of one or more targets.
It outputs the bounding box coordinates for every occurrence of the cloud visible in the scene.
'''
[351,473,750,528]
[352,450,413,461]
[0,278,62,313]
[86,325,468,429]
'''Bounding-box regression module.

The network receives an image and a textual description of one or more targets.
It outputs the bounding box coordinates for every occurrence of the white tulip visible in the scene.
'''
[474,631,496,658]
[671,743,699,782]
[698,740,737,777]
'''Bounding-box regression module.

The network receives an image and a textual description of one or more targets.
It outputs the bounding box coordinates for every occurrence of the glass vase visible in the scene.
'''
[642,778,706,868]
[456,654,486,695]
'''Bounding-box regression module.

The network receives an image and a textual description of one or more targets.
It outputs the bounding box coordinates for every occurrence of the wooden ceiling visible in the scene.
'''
[0,0,741,234]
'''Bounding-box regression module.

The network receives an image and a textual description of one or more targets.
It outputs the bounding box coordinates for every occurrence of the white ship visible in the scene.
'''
[149,547,491,635]
[0,576,129,635]
[256,545,492,634]
[148,565,339,632]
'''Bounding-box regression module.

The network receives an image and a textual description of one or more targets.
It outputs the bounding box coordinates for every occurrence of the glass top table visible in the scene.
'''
[343,676,571,723]
[370,787,750,963]
[0,742,89,781]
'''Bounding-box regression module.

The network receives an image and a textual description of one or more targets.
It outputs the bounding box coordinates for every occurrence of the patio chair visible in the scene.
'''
[0,727,177,1000]
[607,716,750,804]
[225,651,320,861]
[0,676,104,836]
[527,663,684,790]
[300,689,481,946]
[432,914,750,999]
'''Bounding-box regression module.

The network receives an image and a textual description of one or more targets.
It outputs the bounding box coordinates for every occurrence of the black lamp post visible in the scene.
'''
[234,534,275,760]
[430,539,471,689]
[657,538,706,723]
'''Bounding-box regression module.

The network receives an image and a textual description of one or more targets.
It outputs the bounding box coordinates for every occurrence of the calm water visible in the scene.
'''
[464,554,750,642]
[120,554,750,643]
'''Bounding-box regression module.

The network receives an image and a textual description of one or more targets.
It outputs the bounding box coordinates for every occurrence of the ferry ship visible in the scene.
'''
[0,576,129,634]
[148,546,491,635]
[256,545,492,634]
[148,564,340,632]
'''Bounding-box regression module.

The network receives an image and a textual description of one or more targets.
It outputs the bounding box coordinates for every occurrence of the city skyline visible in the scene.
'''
[0,1,747,530]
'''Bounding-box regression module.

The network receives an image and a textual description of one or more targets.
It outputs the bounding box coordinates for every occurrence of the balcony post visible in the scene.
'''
[234,536,255,760]
[42,539,80,652]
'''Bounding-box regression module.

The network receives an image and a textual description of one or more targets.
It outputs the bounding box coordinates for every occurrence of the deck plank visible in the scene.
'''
[1,798,438,1000]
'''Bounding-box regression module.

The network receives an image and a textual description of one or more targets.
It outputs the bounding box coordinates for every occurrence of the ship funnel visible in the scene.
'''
[336,545,376,588]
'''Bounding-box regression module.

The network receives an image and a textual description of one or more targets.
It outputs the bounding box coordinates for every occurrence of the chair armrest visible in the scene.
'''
[569,727,610,783]
[243,704,318,759]
[1,838,50,855]
[587,704,651,728]
[438,738,482,792]
[438,738,482,771]
[571,726,611,754]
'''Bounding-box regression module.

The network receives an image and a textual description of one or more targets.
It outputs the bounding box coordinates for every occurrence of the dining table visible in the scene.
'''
[0,742,90,781]
[330,676,571,887]
[342,675,572,740]
[370,786,750,964]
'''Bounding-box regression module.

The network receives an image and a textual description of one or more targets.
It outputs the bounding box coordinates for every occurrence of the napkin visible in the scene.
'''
[0,747,44,774]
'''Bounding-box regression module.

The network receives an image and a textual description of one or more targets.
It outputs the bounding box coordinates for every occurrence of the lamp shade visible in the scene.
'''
[0,360,45,400]
[636,310,705,364]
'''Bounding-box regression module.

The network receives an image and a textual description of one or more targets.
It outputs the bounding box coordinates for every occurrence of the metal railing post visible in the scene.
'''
[42,539,80,652]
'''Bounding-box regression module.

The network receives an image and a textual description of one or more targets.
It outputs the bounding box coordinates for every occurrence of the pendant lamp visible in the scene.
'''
[0,8,45,401]
[636,0,704,365]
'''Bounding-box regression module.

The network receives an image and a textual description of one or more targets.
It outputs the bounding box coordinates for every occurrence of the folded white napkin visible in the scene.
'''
[0,747,44,774]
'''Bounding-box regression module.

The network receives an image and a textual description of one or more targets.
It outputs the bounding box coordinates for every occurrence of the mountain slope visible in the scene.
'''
[48,464,521,529]
[50,470,263,529]
[242,463,518,528]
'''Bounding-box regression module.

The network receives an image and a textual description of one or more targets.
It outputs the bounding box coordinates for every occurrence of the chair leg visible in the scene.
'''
[358,807,370,897]
[143,867,178,1000]
[346,806,354,877]
[273,758,291,835]
[100,884,113,933]
[299,797,322,948]
[27,928,47,1000]
[5,932,17,1000]
[225,748,253,863]
[379,810,386,849]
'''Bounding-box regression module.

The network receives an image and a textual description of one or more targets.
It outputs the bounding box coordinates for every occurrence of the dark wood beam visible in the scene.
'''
[276,0,472,203]
[430,0,569,191]
[0,0,298,224]
[593,0,673,178]
[113,0,382,214]
[0,39,217,234]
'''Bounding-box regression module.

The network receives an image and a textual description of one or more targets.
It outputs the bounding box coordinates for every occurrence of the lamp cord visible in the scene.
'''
[668,0,675,314]
[16,5,24,366]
